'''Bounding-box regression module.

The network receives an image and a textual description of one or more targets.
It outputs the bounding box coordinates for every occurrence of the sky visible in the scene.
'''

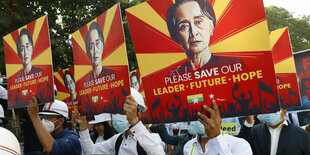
[263,0,310,17]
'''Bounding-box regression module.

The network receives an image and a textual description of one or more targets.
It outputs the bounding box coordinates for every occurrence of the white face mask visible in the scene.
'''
[0,78,3,84]
[42,119,60,133]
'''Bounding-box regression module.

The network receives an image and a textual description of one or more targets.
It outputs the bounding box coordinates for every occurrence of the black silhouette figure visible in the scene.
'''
[232,85,253,115]
[110,89,120,112]
[166,102,182,121]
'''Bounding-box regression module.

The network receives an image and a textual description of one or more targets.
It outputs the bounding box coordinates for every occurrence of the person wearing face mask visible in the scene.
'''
[27,97,81,155]
[88,113,116,143]
[0,72,7,100]
[73,88,165,155]
[238,109,310,155]
[183,100,252,155]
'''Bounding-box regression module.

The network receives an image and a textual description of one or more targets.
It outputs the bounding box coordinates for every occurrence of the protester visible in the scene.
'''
[183,100,252,155]
[27,97,81,154]
[73,88,165,155]
[0,104,8,127]
[88,113,115,143]
[153,123,193,155]
[238,109,310,155]
[0,127,21,155]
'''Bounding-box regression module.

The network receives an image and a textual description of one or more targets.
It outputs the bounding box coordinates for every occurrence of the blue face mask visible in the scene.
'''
[112,114,130,133]
[188,121,206,136]
[257,111,282,126]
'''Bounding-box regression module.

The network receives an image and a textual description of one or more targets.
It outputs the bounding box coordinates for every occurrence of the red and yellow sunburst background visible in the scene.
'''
[72,4,130,115]
[270,28,301,109]
[3,15,54,109]
[126,0,280,123]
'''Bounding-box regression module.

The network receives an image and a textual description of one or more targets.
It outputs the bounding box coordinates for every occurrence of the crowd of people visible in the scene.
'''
[0,84,310,155]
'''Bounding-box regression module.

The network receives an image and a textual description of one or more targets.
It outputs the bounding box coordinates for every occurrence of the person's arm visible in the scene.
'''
[27,96,55,152]
[154,124,179,145]
[124,95,165,155]
[237,115,254,143]
[73,109,116,154]
[0,85,7,100]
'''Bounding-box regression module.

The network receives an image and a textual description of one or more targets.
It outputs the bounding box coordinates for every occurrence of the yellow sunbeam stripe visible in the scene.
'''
[274,57,296,73]
[32,16,46,45]
[72,31,86,54]
[141,91,145,98]
[137,53,187,78]
[55,91,70,101]
[103,4,118,41]
[87,18,97,30]
[6,64,23,78]
[209,20,271,53]
[126,2,170,36]
[75,65,92,81]
[54,72,65,87]
[213,0,231,21]
[102,43,128,66]
[3,34,18,55]
[31,47,52,65]
[18,25,27,34]
[269,27,286,48]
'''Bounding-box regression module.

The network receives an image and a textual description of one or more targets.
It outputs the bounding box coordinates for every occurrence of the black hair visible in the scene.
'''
[17,28,33,59]
[85,22,104,59]
[130,72,140,85]
[63,70,75,90]
[93,122,116,141]
[166,0,216,44]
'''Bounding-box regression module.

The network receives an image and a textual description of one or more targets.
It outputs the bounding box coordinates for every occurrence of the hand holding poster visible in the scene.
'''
[54,67,77,116]
[270,27,301,109]
[126,0,279,123]
[73,3,130,115]
[3,15,54,109]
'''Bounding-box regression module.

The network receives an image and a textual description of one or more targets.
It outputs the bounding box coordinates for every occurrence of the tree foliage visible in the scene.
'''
[265,6,310,52]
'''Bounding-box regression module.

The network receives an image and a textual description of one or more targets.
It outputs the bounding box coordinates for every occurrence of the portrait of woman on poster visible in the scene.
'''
[166,0,243,76]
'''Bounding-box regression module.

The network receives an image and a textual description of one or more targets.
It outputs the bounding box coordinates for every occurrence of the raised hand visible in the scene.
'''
[197,99,221,139]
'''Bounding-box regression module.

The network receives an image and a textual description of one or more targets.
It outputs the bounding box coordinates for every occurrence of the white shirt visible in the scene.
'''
[267,120,288,155]
[95,134,104,143]
[183,134,252,155]
[79,121,165,155]
[0,85,7,100]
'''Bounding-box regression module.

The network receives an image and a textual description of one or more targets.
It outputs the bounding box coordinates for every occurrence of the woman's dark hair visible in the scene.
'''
[93,122,116,141]
[166,0,216,44]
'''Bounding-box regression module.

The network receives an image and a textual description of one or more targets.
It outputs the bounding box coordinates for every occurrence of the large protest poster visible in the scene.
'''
[72,3,130,115]
[54,67,76,116]
[294,49,310,110]
[3,15,54,109]
[270,28,301,109]
[126,0,279,123]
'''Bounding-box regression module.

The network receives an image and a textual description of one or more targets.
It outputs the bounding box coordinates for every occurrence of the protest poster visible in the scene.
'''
[126,0,279,123]
[294,49,310,110]
[54,67,76,116]
[130,69,144,96]
[270,28,301,109]
[3,15,54,109]
[72,3,130,115]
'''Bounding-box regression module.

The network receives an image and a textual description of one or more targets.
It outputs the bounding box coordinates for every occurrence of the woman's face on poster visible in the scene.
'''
[176,1,213,55]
